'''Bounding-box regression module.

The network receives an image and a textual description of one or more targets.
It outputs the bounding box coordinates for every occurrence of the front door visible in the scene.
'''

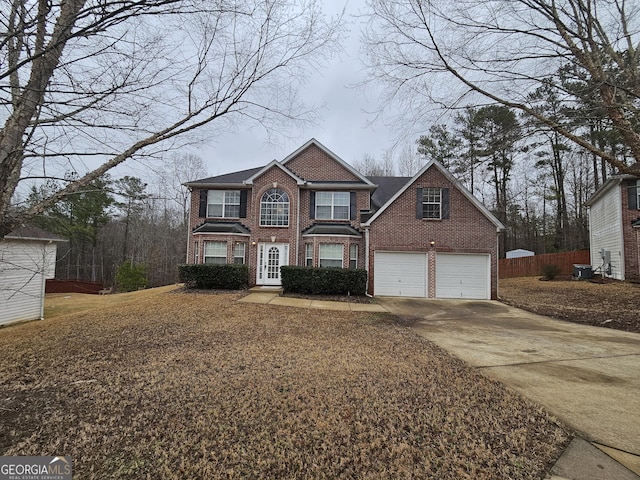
[257,243,289,285]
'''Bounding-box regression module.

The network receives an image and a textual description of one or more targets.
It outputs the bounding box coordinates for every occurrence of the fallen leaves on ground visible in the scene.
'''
[1,292,569,479]
[500,277,640,333]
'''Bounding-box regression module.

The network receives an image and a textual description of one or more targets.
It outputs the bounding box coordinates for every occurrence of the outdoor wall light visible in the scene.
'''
[430,241,436,247]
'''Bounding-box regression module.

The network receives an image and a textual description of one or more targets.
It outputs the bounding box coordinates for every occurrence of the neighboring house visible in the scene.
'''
[185,139,505,299]
[586,165,640,281]
[0,226,66,326]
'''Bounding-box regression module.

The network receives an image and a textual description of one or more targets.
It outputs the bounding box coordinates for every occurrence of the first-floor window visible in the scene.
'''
[305,243,313,267]
[204,241,226,264]
[194,242,199,264]
[234,243,246,264]
[349,244,358,269]
[319,243,343,268]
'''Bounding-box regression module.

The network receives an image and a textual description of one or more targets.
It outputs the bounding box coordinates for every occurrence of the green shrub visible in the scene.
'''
[281,266,367,296]
[540,264,561,280]
[178,264,248,290]
[116,262,147,292]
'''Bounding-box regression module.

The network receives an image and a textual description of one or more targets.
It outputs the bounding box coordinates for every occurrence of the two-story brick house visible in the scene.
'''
[185,139,505,299]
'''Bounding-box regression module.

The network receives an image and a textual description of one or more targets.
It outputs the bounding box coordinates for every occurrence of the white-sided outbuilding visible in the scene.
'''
[0,226,66,326]
[506,249,535,259]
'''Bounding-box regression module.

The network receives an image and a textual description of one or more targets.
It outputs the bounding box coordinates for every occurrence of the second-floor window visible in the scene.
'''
[208,190,240,218]
[260,188,289,226]
[422,188,442,219]
[316,191,350,220]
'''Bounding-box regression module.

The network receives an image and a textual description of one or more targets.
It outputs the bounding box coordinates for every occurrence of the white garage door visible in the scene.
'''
[374,252,427,297]
[436,253,490,299]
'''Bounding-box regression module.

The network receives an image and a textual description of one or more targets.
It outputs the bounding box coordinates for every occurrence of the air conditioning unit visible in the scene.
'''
[573,264,593,279]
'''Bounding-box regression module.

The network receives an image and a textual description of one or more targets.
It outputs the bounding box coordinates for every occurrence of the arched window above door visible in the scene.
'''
[260,188,289,226]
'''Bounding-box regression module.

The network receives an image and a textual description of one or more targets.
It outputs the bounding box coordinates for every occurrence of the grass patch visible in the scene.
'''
[1,291,569,479]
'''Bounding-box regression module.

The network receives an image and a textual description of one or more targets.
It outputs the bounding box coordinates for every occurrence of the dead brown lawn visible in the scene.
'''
[500,277,640,333]
[1,291,569,479]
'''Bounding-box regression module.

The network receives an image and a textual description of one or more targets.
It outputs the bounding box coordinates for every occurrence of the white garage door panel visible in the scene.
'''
[374,252,426,297]
[436,254,489,299]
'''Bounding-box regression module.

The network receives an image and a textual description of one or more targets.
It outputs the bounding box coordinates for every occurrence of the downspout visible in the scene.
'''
[40,242,49,320]
[185,187,192,263]
[365,226,372,297]
[495,230,500,300]
[296,186,301,265]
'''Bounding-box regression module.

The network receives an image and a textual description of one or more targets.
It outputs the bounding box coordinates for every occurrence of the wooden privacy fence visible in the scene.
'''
[46,279,104,294]
[499,250,590,279]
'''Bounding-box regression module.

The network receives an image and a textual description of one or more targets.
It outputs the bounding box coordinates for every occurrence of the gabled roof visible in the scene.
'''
[282,138,376,187]
[4,225,67,242]
[244,160,304,185]
[362,160,505,232]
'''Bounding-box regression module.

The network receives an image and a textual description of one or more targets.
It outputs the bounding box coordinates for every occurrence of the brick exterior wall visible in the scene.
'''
[284,143,361,181]
[366,165,500,299]
[621,180,640,281]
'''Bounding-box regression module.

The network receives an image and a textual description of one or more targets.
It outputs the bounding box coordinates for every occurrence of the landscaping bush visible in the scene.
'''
[281,266,367,296]
[540,263,561,280]
[115,262,147,292]
[178,264,248,290]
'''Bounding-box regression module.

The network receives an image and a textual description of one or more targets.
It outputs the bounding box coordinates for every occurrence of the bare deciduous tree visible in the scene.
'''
[364,0,639,174]
[1,0,342,237]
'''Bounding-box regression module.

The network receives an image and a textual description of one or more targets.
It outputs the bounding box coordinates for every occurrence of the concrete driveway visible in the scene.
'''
[378,297,640,476]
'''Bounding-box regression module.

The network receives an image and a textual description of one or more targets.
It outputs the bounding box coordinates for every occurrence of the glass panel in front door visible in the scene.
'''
[267,246,280,280]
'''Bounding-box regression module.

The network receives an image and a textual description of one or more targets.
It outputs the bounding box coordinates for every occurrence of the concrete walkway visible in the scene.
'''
[378,297,640,480]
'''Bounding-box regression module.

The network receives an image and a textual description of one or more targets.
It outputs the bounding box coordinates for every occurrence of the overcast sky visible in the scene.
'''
[190,1,399,178]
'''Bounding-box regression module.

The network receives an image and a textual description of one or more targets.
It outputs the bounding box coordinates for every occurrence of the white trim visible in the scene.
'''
[362,159,505,231]
[281,138,376,186]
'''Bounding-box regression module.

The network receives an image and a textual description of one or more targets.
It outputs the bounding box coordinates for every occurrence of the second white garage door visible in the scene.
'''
[436,253,490,299]
[374,252,427,297]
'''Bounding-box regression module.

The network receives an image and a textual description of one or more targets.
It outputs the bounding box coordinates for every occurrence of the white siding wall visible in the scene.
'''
[589,186,625,279]
[0,240,57,325]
